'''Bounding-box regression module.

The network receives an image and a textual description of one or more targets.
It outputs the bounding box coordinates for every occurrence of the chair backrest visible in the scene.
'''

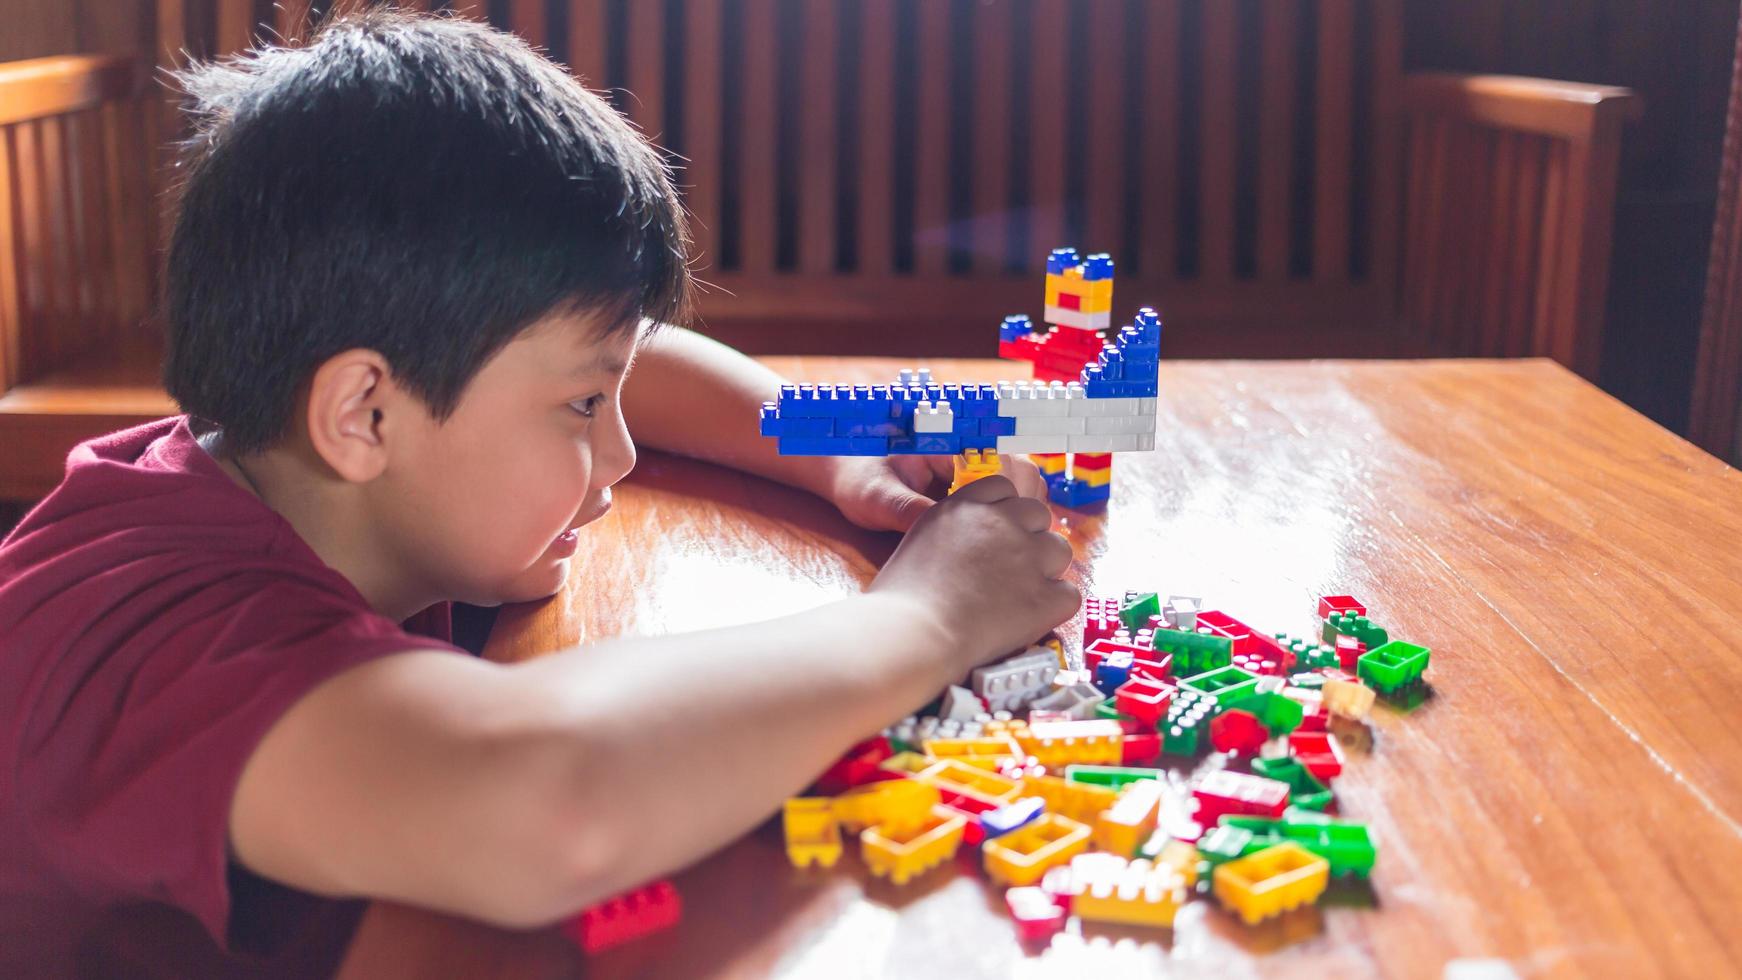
[0,55,154,394]
[184,0,1406,353]
[1398,73,1639,378]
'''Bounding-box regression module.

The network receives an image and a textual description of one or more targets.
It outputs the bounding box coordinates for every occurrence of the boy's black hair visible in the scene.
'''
[164,7,691,454]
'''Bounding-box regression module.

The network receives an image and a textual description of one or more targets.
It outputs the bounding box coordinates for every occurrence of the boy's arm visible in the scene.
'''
[229,477,1078,928]
[620,326,841,497]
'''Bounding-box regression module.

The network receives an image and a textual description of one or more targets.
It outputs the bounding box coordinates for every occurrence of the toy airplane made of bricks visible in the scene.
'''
[758,247,1161,508]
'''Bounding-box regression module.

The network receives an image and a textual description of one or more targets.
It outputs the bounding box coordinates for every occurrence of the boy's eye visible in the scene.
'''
[569,395,603,419]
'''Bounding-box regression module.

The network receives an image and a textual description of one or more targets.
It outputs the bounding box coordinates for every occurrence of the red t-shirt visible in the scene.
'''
[0,418,464,977]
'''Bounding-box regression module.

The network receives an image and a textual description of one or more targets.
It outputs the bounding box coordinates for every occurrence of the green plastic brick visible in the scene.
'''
[1162,688,1219,756]
[1178,665,1261,704]
[1275,632,1340,671]
[1249,757,1333,811]
[1222,812,1378,878]
[1153,629,1234,676]
[1094,698,1126,722]
[1196,824,1254,865]
[1225,691,1305,737]
[1322,611,1390,650]
[1065,765,1163,790]
[1119,591,1162,632]
[1357,640,1431,694]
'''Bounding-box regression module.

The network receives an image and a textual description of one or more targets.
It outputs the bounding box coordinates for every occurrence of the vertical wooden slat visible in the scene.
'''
[855,0,897,276]
[1399,119,1425,339]
[1506,136,1546,360]
[625,0,665,139]
[0,128,21,391]
[1256,0,1298,282]
[1532,141,1568,359]
[38,118,75,374]
[215,0,256,55]
[1414,118,1450,347]
[1082,0,1124,259]
[567,0,609,89]
[739,0,779,273]
[509,0,548,48]
[1369,0,1404,306]
[796,0,837,273]
[682,0,724,274]
[1313,0,1354,283]
[1479,131,1519,357]
[1198,0,1237,281]
[1137,0,1180,280]
[1028,0,1070,269]
[69,111,113,351]
[969,0,1013,275]
[102,101,150,344]
[912,0,950,275]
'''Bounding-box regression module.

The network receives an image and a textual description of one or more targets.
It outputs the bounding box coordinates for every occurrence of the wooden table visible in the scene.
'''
[338,358,1742,979]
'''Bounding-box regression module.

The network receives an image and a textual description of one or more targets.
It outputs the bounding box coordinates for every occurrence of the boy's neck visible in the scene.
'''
[198,430,435,622]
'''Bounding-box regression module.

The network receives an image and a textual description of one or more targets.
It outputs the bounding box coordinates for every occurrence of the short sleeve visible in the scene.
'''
[15,575,463,950]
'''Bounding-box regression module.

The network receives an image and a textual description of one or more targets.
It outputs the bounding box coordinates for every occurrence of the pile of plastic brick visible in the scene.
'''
[785,592,1432,940]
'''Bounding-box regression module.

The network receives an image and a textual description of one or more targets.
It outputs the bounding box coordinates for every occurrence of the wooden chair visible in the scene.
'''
[0,0,1640,501]
[0,54,173,500]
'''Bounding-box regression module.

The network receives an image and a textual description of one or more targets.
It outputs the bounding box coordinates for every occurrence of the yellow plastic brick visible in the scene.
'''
[783,798,843,869]
[860,806,967,885]
[831,779,940,834]
[1016,719,1125,768]
[1213,841,1330,925]
[1072,856,1189,929]
[982,813,1092,886]
[1095,778,1164,857]
[915,759,1023,810]
[1322,678,1377,720]
[922,736,1025,772]
[1019,773,1119,826]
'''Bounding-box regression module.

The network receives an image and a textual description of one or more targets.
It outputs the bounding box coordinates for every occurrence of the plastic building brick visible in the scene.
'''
[1121,731,1162,765]
[1029,680,1106,720]
[1322,611,1390,650]
[1082,596,1123,645]
[1192,770,1291,826]
[1094,778,1165,856]
[1287,731,1346,782]
[1178,664,1262,704]
[861,806,969,884]
[1152,628,1234,676]
[566,880,682,954]
[831,778,942,834]
[1162,687,1220,756]
[982,796,1047,840]
[1208,708,1268,756]
[814,736,895,793]
[1119,591,1162,632]
[1092,651,1134,696]
[1196,824,1256,867]
[1064,765,1162,791]
[922,736,1025,772]
[1084,636,1171,680]
[1212,842,1330,925]
[1018,773,1120,825]
[1015,718,1125,768]
[1006,885,1067,944]
[1114,677,1175,725]
[1070,855,1189,928]
[1249,758,1334,813]
[983,813,1093,886]
[1357,640,1431,695]
[1317,595,1367,619]
[915,759,1025,810]
[1223,690,1305,737]
[1194,610,1258,656]
[783,798,845,868]
[1321,677,1377,720]
[1222,812,1378,878]
[1333,634,1367,672]
[1161,595,1202,631]
[971,645,1059,712]
[939,684,985,721]
[1140,837,1202,888]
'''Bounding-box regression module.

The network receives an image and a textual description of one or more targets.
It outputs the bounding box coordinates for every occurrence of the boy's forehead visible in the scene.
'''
[529,309,643,374]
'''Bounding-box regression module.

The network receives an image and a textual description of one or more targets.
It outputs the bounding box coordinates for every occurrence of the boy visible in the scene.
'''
[0,10,1078,977]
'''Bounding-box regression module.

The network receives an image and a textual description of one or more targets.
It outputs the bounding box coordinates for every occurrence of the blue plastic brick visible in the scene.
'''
[982,797,1046,839]
[1082,253,1115,280]
[1000,314,1036,342]
[980,416,1016,436]
[1093,651,1134,695]
[914,434,960,454]
[839,419,905,438]
[1046,247,1082,275]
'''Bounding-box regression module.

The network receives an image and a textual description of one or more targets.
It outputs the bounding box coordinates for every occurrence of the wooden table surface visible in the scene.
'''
[338,357,1742,980]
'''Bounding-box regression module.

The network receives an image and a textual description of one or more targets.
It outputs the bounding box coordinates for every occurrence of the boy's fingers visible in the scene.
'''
[951,474,1018,503]
[1038,530,1074,577]
[995,496,1054,534]
[886,489,935,531]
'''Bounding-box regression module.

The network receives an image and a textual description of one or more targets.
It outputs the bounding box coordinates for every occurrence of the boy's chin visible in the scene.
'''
[492,556,572,605]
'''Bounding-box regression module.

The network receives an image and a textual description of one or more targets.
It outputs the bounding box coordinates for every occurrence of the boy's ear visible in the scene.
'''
[304,348,397,483]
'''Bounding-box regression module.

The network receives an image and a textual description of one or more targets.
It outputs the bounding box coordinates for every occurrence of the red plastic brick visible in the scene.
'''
[565,880,682,955]
[1317,595,1367,619]
[1208,708,1268,756]
[1192,770,1290,826]
[1288,731,1346,782]
[1114,677,1176,726]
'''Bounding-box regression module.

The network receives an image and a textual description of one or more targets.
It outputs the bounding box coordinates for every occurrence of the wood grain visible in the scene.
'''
[338,357,1742,980]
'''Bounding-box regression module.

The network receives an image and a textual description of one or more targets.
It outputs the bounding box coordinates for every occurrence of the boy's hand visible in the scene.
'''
[825,454,1050,533]
[869,474,1079,670]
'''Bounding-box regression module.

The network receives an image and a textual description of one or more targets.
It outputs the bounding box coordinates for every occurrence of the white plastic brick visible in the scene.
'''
[1139,398,1158,414]
[914,399,955,433]
[1014,415,1088,436]
[1043,306,1112,331]
[1136,432,1156,451]
[971,648,1058,713]
[1070,396,1143,418]
[1085,414,1158,435]
[940,685,984,721]
[998,434,1073,454]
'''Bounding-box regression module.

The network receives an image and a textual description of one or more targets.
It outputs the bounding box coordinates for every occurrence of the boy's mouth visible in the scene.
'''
[551,488,614,556]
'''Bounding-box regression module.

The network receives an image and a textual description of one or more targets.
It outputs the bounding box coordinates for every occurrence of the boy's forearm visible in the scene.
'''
[622,326,836,496]
[514,591,956,906]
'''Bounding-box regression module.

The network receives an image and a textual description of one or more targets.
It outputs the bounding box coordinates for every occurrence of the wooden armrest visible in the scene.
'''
[1402,72,1642,142]
[0,55,143,126]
